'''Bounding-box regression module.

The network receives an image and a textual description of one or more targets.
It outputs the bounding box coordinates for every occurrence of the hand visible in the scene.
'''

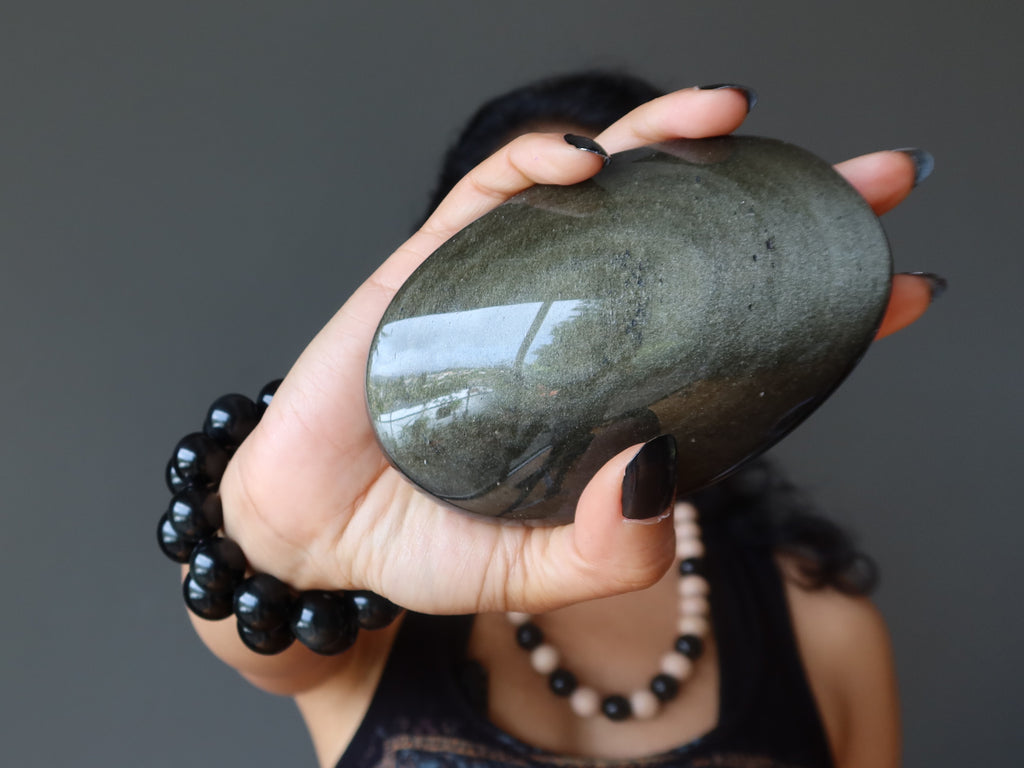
[216,87,933,620]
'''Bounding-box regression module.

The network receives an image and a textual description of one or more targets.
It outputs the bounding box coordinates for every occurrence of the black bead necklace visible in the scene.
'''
[158,380,403,655]
[506,502,709,721]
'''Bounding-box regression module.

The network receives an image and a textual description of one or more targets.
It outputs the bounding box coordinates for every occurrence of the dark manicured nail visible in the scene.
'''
[900,271,948,302]
[696,83,758,112]
[891,148,935,187]
[564,134,610,165]
[622,434,678,520]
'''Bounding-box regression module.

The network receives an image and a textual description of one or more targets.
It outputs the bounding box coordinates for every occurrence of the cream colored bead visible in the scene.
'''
[678,614,710,637]
[678,575,709,597]
[530,644,560,675]
[680,595,710,616]
[660,651,694,680]
[674,520,700,542]
[675,537,705,559]
[569,686,600,717]
[674,501,698,523]
[630,689,659,720]
[506,612,531,626]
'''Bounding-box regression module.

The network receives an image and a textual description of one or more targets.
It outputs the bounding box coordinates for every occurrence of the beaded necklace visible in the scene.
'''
[505,502,709,721]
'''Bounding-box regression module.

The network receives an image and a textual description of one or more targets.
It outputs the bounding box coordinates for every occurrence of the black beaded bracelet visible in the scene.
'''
[158,379,403,655]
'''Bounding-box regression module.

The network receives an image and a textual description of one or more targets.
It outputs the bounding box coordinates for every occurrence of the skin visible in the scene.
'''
[188,86,929,767]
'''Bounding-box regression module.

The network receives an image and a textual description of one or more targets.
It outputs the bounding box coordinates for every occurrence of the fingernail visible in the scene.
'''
[899,271,948,302]
[696,83,758,112]
[564,134,610,166]
[891,148,935,187]
[622,434,678,520]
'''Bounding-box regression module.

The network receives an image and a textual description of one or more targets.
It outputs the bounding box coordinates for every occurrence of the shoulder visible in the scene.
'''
[777,555,901,768]
[293,618,403,768]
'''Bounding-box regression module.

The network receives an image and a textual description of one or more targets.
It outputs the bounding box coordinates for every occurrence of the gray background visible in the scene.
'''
[1,1,1020,765]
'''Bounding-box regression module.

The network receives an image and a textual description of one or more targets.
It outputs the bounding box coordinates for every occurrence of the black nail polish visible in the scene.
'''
[564,134,610,165]
[891,148,935,187]
[696,83,758,112]
[622,434,678,520]
[900,271,948,302]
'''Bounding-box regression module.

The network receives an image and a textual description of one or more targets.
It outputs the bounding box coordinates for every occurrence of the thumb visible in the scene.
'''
[526,435,678,609]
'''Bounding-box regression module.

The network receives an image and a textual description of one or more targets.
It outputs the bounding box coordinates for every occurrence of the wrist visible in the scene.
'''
[158,379,403,656]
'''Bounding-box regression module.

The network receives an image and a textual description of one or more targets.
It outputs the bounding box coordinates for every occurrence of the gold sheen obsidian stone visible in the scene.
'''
[366,136,891,523]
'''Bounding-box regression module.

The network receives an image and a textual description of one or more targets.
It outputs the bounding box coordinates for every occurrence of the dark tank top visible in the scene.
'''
[338,513,834,768]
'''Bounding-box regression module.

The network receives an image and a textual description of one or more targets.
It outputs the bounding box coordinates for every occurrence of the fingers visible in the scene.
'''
[389,132,609,287]
[383,86,753,291]
[595,86,752,154]
[501,438,678,612]
[875,273,943,339]
[834,150,941,338]
[832,150,940,338]
[834,149,926,216]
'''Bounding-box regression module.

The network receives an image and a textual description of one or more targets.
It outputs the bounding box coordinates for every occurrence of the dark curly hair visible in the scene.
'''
[691,458,878,595]
[424,70,878,596]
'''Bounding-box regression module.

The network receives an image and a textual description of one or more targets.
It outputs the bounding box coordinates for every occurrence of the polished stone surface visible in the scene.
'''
[366,136,891,523]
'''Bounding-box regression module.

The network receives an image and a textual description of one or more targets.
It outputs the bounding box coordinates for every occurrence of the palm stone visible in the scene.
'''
[366,136,891,523]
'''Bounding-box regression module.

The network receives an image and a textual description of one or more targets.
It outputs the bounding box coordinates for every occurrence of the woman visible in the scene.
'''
[175,73,939,767]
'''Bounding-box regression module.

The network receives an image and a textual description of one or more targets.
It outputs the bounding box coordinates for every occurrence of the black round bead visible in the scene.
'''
[678,557,704,577]
[157,513,196,563]
[234,573,295,631]
[650,673,680,702]
[256,379,283,415]
[515,622,544,651]
[189,538,247,593]
[204,393,259,448]
[183,574,233,620]
[168,488,223,541]
[237,620,295,655]
[674,634,704,659]
[348,590,403,630]
[165,458,188,494]
[548,668,577,697]
[173,432,230,486]
[291,590,359,655]
[601,694,632,721]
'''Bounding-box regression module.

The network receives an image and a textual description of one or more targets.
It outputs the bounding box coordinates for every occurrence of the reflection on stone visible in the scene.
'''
[373,300,590,378]
[366,136,892,523]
